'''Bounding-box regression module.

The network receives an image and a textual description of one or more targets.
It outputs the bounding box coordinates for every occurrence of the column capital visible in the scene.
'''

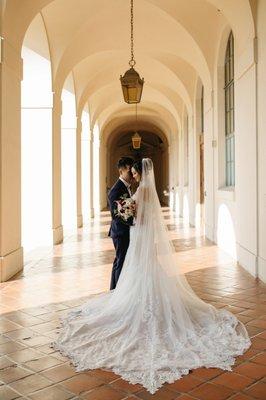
[1,37,23,80]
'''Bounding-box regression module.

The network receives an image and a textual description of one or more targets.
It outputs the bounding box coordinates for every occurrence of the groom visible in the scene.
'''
[108,157,134,290]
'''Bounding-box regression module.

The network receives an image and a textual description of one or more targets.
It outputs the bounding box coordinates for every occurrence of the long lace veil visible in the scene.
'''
[126,157,210,306]
[116,157,249,326]
[53,157,251,395]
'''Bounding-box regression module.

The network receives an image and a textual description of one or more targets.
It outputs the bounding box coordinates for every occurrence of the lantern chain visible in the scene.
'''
[129,0,136,67]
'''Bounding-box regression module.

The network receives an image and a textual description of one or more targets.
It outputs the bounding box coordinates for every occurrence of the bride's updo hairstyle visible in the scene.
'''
[133,159,153,182]
[132,160,143,176]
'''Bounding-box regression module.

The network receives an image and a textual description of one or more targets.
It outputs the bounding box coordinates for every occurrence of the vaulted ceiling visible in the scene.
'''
[2,0,255,141]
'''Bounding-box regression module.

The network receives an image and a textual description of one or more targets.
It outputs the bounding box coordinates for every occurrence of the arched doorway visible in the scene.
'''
[107,130,169,205]
[61,73,77,232]
[21,14,53,253]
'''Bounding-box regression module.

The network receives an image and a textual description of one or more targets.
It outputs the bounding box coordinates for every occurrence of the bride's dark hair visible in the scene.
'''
[132,159,143,175]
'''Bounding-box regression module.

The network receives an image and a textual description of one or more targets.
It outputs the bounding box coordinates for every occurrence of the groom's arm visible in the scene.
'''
[108,186,121,219]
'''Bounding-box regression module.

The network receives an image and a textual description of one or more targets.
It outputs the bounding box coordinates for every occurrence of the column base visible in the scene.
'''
[237,243,257,277]
[258,256,266,283]
[205,223,215,242]
[77,214,83,228]
[53,225,63,245]
[0,247,23,282]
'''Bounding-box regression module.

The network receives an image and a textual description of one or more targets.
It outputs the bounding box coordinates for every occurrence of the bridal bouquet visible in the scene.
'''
[114,194,136,226]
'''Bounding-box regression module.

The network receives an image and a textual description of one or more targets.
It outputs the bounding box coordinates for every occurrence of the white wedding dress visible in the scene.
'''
[53,158,251,394]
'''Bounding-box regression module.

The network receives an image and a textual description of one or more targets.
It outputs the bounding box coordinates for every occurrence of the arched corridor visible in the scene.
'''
[107,128,169,205]
[0,0,266,397]
[1,0,265,282]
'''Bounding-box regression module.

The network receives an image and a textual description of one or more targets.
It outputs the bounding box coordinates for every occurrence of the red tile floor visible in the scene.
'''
[0,208,265,399]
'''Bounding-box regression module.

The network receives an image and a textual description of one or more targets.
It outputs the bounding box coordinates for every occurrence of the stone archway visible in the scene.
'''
[107,130,169,205]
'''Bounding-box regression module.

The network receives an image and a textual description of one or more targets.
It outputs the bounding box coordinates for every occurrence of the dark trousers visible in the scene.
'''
[110,233,130,290]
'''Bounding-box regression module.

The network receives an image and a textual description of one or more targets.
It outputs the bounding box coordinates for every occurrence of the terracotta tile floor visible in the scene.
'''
[0,208,265,399]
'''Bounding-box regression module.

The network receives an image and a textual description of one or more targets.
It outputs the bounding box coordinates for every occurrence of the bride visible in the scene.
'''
[53,158,251,394]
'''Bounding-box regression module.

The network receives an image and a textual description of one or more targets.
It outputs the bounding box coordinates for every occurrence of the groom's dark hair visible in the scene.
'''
[117,157,134,170]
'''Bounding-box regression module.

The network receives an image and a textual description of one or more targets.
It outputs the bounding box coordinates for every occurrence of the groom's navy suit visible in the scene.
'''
[108,179,131,290]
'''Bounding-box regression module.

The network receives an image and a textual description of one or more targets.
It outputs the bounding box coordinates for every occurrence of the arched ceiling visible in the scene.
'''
[106,120,169,149]
[2,0,255,141]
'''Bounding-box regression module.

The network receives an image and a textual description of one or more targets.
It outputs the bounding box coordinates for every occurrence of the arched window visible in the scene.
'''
[224,31,235,186]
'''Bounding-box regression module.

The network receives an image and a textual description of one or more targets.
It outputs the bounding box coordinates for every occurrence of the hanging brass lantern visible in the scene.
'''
[120,0,144,103]
[132,132,142,149]
[120,66,144,104]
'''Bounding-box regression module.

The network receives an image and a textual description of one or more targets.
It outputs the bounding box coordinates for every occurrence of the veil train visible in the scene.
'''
[53,158,251,394]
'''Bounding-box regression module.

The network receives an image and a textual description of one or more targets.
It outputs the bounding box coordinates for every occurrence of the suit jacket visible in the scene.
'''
[108,179,131,238]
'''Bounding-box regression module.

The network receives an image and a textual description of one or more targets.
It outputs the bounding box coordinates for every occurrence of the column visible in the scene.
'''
[188,114,196,225]
[162,146,169,206]
[257,1,266,282]
[0,38,24,281]
[99,142,108,210]
[52,92,63,244]
[171,136,178,212]
[203,90,215,240]
[168,143,174,209]
[178,128,184,217]
[174,132,180,215]
[76,116,83,227]
[89,129,94,218]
